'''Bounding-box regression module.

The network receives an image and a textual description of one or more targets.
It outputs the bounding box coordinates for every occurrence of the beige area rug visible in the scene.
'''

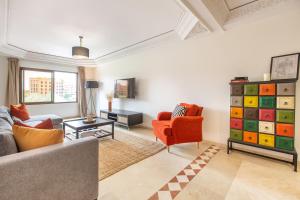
[225,161,300,200]
[99,133,165,181]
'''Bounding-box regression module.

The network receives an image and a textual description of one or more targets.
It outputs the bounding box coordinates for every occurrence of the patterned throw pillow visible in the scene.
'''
[171,105,187,118]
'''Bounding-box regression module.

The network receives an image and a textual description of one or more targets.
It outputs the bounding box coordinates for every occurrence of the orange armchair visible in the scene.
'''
[152,103,203,152]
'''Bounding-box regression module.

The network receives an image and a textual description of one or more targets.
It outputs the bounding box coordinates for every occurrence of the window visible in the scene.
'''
[21,68,78,104]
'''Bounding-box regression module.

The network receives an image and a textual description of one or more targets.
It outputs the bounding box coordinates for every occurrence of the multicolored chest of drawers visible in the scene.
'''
[228,80,298,171]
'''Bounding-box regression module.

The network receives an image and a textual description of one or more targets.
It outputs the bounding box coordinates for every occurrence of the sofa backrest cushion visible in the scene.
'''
[180,103,203,116]
[0,106,14,125]
[10,104,30,121]
[0,131,18,157]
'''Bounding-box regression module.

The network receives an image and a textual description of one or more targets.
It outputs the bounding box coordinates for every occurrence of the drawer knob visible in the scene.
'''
[284,129,287,133]
[265,114,270,117]
[284,102,288,105]
[284,88,288,92]
[249,101,253,104]
[249,136,252,140]
[235,112,238,115]
[284,116,288,119]
[265,126,269,129]
[265,139,268,142]
[235,100,238,103]
[265,89,269,92]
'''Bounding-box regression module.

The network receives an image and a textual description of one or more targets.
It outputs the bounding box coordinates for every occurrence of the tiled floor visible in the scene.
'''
[98,126,300,200]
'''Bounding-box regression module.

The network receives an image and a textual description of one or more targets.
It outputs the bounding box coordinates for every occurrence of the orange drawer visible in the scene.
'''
[259,84,275,96]
[243,131,257,144]
[276,124,294,137]
[231,107,243,118]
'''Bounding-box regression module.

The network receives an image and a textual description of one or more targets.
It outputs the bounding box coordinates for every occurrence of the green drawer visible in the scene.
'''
[230,129,243,141]
[259,97,275,108]
[276,110,295,123]
[244,84,258,95]
[244,120,258,132]
[276,136,294,151]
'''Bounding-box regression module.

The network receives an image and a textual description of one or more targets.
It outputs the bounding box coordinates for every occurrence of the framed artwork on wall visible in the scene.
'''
[270,53,300,81]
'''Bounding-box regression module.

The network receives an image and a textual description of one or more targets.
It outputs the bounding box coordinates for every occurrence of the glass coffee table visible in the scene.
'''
[63,118,114,139]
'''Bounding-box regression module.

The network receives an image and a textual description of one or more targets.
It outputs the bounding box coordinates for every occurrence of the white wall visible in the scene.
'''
[0,56,8,105]
[19,60,79,118]
[96,11,300,150]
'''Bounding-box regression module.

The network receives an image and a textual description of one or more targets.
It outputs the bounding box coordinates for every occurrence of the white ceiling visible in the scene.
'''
[1,0,297,65]
[225,0,258,10]
[7,0,183,59]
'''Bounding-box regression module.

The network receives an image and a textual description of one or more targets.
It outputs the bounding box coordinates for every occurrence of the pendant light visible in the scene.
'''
[72,36,89,59]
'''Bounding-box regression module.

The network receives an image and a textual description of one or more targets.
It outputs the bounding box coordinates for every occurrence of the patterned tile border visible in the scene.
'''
[148,145,220,200]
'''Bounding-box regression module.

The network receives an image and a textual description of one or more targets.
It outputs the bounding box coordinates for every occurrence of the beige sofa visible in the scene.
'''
[0,107,99,200]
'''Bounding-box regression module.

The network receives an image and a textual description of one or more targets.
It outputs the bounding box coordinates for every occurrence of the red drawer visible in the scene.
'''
[276,124,294,137]
[259,109,275,121]
[230,119,243,130]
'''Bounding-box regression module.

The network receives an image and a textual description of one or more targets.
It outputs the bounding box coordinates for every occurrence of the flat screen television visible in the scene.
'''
[114,78,135,99]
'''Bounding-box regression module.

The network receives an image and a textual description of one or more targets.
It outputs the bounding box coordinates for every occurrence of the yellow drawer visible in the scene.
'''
[277,97,295,109]
[244,96,258,108]
[259,134,274,147]
[230,107,243,118]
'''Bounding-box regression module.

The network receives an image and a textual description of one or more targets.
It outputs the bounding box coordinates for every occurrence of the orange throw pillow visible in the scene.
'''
[10,104,30,121]
[12,125,64,152]
[180,103,200,116]
[14,118,53,129]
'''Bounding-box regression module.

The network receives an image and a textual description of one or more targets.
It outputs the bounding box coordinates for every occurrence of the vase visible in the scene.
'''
[108,101,112,111]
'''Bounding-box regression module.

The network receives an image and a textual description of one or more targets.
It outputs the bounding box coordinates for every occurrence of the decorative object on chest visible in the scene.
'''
[228,80,298,172]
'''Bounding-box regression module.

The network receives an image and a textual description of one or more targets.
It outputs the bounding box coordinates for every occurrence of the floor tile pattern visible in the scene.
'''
[148,145,220,200]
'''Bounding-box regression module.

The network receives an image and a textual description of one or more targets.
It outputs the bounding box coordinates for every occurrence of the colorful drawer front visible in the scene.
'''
[259,97,275,108]
[244,108,258,120]
[276,136,294,151]
[259,121,274,134]
[230,119,243,130]
[244,96,258,108]
[276,110,295,123]
[259,109,275,121]
[259,84,275,96]
[259,134,274,147]
[244,120,258,132]
[243,131,257,144]
[230,129,243,141]
[277,83,295,96]
[277,97,295,109]
[276,124,294,137]
[231,85,244,95]
[244,84,258,95]
[231,96,243,107]
[231,107,243,118]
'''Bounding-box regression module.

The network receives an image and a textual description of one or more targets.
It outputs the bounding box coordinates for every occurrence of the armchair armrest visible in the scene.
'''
[171,116,203,141]
[0,137,99,200]
[157,112,172,120]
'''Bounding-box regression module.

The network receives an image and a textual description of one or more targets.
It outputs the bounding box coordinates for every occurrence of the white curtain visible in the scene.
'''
[6,58,20,105]
[78,67,87,117]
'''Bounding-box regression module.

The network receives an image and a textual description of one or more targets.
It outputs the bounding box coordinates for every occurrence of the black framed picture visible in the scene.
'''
[270,53,300,81]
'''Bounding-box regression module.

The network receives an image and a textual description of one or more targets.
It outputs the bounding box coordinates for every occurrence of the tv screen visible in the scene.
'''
[114,78,135,98]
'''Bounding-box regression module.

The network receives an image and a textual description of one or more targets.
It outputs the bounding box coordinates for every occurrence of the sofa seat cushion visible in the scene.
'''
[23,114,63,125]
[0,130,18,157]
[12,125,64,152]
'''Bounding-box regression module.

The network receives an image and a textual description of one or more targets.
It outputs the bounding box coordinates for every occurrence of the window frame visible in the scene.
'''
[20,67,78,105]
